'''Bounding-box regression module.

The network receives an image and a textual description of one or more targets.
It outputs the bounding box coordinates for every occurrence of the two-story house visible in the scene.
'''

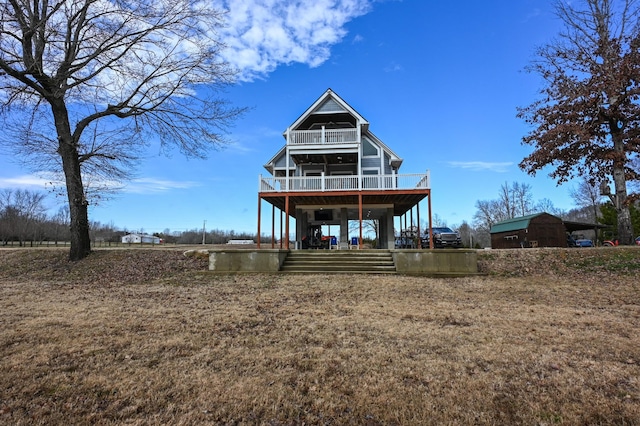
[258,89,432,249]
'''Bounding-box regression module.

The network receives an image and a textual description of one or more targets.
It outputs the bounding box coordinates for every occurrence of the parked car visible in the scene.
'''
[422,227,463,248]
[636,236,640,245]
[567,235,579,247]
[575,239,594,247]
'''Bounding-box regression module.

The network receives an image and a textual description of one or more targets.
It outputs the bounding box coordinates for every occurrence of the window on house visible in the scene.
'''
[363,139,379,157]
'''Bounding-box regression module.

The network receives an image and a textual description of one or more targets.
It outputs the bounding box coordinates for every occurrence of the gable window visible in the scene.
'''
[363,138,379,157]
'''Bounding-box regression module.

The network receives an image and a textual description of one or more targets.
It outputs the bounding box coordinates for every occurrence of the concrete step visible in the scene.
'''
[280,250,396,274]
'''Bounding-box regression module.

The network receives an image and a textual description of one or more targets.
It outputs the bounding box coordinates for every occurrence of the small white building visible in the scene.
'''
[121,233,162,244]
[227,239,255,245]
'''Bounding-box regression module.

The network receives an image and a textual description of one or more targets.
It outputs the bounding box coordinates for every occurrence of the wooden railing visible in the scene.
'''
[288,128,358,145]
[259,172,430,193]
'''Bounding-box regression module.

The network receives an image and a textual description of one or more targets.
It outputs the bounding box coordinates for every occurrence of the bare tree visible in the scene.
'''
[534,198,565,217]
[570,176,603,223]
[511,182,534,217]
[431,213,448,228]
[473,181,553,245]
[349,219,379,244]
[0,188,47,245]
[518,0,640,244]
[49,205,71,244]
[474,182,537,231]
[0,1,245,260]
[456,221,474,248]
[498,182,515,219]
[473,199,504,232]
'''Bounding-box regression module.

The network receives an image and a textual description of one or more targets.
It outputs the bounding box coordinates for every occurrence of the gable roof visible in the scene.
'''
[286,88,369,132]
[489,213,560,234]
[263,146,293,173]
[364,130,403,169]
[264,89,405,172]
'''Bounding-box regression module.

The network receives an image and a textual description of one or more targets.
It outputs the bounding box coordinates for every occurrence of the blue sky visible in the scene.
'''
[0,0,575,235]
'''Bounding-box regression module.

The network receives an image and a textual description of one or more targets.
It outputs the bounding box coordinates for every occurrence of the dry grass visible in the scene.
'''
[0,248,639,425]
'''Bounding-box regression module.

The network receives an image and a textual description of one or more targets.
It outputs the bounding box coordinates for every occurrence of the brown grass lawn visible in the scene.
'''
[0,248,639,425]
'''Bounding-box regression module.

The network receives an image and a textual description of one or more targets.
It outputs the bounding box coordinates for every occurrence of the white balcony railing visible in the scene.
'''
[259,172,430,193]
[288,128,358,145]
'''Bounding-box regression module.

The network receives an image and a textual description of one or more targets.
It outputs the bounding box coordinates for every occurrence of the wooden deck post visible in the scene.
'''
[410,208,414,233]
[358,193,363,249]
[428,191,433,249]
[285,195,290,250]
[257,194,262,249]
[279,209,283,249]
[271,204,275,249]
[417,202,422,249]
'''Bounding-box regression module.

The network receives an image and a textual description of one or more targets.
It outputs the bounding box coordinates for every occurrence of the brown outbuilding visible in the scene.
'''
[490,213,567,249]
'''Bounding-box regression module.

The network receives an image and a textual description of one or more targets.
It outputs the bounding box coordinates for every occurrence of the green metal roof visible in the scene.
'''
[489,213,546,234]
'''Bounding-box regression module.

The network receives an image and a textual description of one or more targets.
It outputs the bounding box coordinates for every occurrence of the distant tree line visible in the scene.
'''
[156,229,264,245]
[0,189,70,246]
[2,184,636,249]
[0,189,267,247]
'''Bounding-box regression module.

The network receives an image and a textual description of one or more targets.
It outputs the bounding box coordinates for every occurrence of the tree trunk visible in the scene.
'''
[51,100,92,261]
[611,131,634,245]
[613,166,634,244]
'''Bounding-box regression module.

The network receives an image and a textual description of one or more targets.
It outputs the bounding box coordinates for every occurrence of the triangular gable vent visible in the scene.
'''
[313,98,347,114]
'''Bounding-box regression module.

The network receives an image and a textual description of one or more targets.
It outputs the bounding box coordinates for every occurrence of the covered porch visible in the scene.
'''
[257,173,432,250]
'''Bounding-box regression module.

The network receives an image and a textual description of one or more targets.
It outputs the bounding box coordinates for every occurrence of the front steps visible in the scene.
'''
[280,249,396,274]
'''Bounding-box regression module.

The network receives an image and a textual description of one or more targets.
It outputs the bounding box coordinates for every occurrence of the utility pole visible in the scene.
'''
[202,220,206,245]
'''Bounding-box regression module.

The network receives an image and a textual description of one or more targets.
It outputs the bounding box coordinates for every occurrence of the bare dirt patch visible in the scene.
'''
[0,248,639,425]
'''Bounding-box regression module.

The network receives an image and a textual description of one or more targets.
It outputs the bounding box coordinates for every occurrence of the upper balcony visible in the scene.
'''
[259,171,430,193]
[288,128,359,146]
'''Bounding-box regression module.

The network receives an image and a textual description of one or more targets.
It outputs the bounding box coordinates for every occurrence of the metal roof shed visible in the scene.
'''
[490,213,566,249]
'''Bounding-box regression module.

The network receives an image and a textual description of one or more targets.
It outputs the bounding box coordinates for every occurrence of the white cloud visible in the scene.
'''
[447,161,514,173]
[0,173,202,197]
[124,178,201,194]
[0,174,52,189]
[214,0,372,81]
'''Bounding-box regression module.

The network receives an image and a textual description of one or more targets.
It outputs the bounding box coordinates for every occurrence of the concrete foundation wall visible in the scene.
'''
[208,249,479,275]
[209,249,288,273]
[392,249,478,275]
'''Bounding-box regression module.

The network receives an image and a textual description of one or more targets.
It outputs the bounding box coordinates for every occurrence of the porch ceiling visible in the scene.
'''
[259,189,430,217]
[291,152,358,165]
